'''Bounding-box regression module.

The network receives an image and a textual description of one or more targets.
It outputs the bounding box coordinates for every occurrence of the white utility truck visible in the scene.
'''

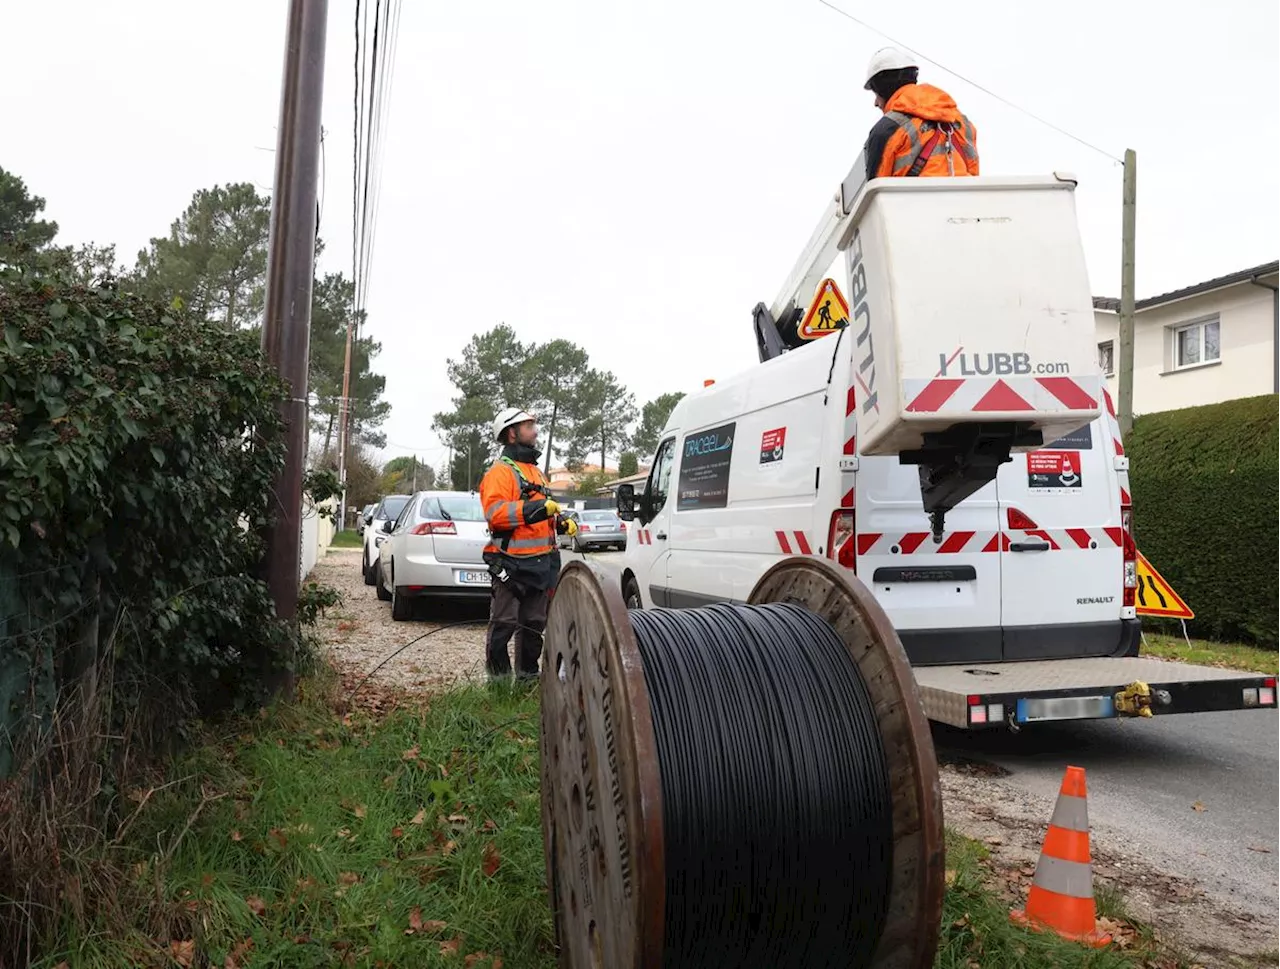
[614,158,1276,731]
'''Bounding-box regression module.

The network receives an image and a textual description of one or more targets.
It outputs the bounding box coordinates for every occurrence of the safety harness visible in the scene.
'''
[885,111,978,177]
[493,457,549,553]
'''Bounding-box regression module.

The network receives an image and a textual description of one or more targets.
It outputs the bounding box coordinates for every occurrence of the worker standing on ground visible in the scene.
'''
[480,407,576,681]
[862,47,979,182]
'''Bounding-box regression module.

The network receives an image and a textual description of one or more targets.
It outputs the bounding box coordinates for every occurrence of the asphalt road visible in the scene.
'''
[935,709,1279,920]
[560,549,1279,919]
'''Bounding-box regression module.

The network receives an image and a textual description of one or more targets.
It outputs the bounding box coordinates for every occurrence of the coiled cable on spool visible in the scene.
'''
[629,601,894,968]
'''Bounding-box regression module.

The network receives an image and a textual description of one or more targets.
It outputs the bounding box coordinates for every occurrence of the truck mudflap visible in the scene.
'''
[913,656,1277,729]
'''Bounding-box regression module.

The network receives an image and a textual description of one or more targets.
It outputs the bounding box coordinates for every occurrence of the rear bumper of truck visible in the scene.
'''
[913,656,1276,729]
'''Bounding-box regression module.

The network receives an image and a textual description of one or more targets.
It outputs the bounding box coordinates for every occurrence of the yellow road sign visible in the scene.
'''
[798,278,849,340]
[1135,552,1193,619]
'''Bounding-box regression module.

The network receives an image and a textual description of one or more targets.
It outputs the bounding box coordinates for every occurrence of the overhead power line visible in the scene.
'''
[816,0,1123,165]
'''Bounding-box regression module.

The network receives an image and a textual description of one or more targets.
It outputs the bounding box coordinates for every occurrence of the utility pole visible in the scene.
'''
[410,453,417,492]
[260,0,328,694]
[1117,149,1137,438]
[336,320,354,529]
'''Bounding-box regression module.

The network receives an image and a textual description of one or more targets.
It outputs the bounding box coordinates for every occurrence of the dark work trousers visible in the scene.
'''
[485,577,549,678]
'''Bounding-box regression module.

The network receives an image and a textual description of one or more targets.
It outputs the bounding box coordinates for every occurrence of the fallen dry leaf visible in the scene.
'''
[246,895,267,917]
[353,804,367,819]
[224,938,254,969]
[335,827,352,840]
[423,919,449,933]
[410,808,427,826]
[448,813,469,824]
[1191,801,1206,812]
[391,826,405,839]
[440,937,462,957]
[269,828,288,849]
[230,829,243,842]
[403,744,421,761]
[482,842,501,877]
[443,839,458,856]
[944,869,957,886]
[984,836,1003,846]
[1247,845,1272,853]
[407,906,425,934]
[481,819,498,832]
[169,940,195,967]
[464,953,498,968]
[338,871,361,886]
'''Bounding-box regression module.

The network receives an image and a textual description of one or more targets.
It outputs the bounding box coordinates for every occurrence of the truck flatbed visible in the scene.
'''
[914,655,1276,729]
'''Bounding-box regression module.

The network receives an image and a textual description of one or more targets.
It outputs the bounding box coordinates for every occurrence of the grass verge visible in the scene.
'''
[328,529,364,549]
[1141,632,1277,675]
[31,674,1204,968]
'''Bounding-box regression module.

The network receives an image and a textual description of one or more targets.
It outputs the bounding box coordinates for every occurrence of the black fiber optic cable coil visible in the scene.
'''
[629,601,894,969]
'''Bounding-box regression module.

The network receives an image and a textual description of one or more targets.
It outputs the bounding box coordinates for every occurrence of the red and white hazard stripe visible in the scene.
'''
[775,531,813,555]
[1102,388,1126,458]
[855,527,1121,556]
[841,384,857,509]
[903,375,1101,415]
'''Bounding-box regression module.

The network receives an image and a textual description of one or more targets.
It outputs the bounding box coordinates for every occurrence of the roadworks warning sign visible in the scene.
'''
[797,278,849,340]
[1135,552,1194,619]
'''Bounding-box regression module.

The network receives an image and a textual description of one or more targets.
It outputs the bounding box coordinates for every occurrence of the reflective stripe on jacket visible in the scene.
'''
[872,83,979,179]
[480,457,556,558]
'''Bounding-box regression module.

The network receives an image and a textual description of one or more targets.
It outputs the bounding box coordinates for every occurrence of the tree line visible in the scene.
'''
[431,323,684,492]
[0,167,390,463]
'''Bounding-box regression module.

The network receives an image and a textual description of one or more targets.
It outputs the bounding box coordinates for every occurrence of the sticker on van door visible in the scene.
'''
[678,422,735,510]
[1027,451,1082,490]
[1046,424,1092,450]
[760,427,786,466]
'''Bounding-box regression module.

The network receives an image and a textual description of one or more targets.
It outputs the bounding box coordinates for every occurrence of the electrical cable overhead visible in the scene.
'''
[816,0,1123,165]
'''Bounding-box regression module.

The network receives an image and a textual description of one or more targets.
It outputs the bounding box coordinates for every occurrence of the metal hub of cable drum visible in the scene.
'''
[539,557,945,969]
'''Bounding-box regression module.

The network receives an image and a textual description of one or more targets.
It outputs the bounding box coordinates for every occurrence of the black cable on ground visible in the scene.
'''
[629,602,893,969]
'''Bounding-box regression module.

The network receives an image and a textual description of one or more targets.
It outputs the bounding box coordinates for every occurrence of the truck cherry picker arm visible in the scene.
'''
[754,156,1100,541]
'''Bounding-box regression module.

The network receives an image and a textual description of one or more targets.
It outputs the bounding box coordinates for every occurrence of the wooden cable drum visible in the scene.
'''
[539,557,944,969]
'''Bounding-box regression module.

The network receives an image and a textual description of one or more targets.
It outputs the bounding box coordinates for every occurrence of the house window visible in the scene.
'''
[1172,317,1220,369]
[1098,341,1114,376]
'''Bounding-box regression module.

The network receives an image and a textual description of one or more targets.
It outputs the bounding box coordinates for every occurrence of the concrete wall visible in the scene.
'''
[1095,274,1277,416]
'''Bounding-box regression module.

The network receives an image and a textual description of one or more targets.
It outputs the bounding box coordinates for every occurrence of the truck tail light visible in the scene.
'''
[411,521,457,536]
[827,511,855,571]
[1121,505,1136,607]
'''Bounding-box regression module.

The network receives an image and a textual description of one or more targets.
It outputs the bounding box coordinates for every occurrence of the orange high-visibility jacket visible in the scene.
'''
[480,456,556,559]
[868,83,979,179]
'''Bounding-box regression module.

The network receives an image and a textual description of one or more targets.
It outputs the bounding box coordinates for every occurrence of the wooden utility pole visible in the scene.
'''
[336,319,354,528]
[260,0,328,692]
[1117,149,1137,438]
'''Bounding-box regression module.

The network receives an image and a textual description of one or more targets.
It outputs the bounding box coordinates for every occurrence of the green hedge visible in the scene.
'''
[1128,394,1278,647]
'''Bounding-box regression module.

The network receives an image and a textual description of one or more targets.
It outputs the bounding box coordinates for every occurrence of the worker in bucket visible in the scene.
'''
[862,47,979,182]
[480,407,577,681]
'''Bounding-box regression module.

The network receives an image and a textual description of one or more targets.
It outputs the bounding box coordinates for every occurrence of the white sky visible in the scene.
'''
[4,0,1277,470]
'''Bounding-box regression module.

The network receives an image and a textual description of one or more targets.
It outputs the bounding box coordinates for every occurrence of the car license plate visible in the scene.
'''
[458,571,491,585]
[1016,694,1114,724]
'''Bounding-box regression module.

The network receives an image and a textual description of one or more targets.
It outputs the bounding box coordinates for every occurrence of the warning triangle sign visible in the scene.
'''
[798,278,850,340]
[1135,551,1194,619]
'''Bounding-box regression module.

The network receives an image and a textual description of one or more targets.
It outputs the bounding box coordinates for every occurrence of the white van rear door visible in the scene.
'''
[632,436,677,607]
[856,456,1003,666]
[997,419,1126,659]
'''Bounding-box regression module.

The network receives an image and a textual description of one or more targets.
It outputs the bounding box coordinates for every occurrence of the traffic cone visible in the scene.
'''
[1010,765,1111,947]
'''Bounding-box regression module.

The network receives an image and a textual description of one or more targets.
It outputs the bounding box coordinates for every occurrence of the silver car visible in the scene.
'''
[376,491,492,620]
[560,509,627,552]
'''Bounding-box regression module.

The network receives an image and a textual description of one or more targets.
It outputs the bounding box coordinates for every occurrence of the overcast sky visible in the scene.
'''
[5,0,1276,470]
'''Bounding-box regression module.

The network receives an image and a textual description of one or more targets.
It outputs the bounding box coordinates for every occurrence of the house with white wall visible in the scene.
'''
[1094,261,1278,416]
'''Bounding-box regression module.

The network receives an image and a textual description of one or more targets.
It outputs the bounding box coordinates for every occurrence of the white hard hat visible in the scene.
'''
[863,47,918,90]
[492,406,535,442]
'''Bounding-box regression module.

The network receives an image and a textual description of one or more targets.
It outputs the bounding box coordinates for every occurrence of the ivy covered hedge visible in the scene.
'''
[1128,394,1278,647]
[0,265,294,757]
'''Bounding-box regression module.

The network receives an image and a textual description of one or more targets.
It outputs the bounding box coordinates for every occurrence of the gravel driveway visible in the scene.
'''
[308,547,490,691]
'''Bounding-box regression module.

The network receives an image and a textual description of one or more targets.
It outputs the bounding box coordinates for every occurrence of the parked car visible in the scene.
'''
[356,503,376,536]
[558,508,627,552]
[362,494,412,586]
[376,491,491,620]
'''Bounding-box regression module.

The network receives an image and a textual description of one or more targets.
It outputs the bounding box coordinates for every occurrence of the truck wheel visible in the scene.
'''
[375,562,392,602]
[391,584,413,622]
[622,576,643,610]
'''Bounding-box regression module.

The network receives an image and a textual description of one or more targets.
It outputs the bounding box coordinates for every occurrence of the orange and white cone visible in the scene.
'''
[1010,765,1111,947]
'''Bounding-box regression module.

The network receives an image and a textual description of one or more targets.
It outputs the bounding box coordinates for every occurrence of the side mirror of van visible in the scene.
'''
[615,484,636,522]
